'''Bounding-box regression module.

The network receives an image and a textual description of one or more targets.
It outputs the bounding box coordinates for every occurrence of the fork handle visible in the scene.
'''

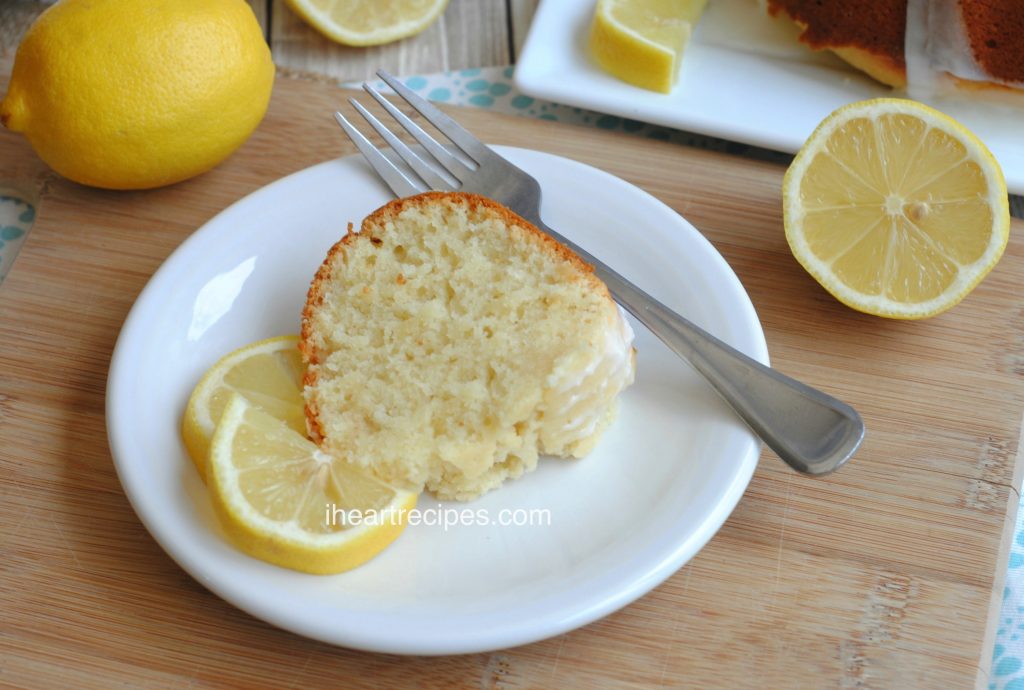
[533,219,864,475]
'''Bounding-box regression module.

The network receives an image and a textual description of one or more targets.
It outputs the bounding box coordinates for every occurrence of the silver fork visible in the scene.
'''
[334,69,864,476]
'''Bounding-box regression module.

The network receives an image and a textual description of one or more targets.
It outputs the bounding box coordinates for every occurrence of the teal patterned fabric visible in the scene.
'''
[992,511,1024,689]
[0,192,34,286]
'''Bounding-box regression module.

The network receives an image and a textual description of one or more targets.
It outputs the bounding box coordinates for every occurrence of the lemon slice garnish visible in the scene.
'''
[182,335,305,481]
[209,394,418,574]
[285,0,449,47]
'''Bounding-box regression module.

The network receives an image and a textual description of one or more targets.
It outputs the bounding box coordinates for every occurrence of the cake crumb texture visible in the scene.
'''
[960,0,1024,83]
[300,192,636,501]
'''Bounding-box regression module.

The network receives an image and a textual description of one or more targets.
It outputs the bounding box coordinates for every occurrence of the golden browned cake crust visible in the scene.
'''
[767,0,907,86]
[767,0,1024,89]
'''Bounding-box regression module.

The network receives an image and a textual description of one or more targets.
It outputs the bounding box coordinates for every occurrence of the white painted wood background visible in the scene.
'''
[0,0,540,82]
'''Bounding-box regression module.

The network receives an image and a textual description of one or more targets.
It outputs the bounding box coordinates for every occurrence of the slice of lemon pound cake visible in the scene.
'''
[300,192,636,501]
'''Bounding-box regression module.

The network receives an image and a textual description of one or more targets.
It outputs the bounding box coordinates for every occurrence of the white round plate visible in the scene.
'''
[107,147,767,655]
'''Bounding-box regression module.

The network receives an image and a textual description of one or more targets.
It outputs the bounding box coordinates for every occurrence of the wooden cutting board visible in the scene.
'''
[2,72,1022,689]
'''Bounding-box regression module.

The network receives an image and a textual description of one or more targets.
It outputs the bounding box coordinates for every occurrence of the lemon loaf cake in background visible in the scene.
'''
[765,0,1024,93]
[765,0,908,87]
[300,192,636,501]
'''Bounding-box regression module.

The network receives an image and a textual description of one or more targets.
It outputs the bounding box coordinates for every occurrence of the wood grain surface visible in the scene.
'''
[2,72,1023,689]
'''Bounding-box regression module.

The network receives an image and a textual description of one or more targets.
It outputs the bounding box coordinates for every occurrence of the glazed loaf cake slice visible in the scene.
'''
[766,0,1024,91]
[300,192,635,501]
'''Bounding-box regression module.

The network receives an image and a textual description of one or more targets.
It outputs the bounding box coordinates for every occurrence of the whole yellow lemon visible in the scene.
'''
[0,0,274,190]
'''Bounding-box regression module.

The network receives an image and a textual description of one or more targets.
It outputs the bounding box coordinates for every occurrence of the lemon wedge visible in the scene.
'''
[285,0,449,47]
[589,0,708,93]
[182,335,306,481]
[783,98,1010,319]
[209,394,419,574]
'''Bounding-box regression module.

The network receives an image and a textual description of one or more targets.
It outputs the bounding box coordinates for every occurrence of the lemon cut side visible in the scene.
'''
[285,0,449,47]
[783,98,1010,319]
[589,0,708,94]
[209,394,419,575]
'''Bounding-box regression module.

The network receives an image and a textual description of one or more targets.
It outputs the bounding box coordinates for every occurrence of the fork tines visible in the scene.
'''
[336,70,491,199]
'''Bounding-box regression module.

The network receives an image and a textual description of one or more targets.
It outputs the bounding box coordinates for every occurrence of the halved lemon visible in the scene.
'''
[285,0,449,47]
[783,98,1010,319]
[209,394,419,574]
[589,0,708,94]
[182,335,305,481]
